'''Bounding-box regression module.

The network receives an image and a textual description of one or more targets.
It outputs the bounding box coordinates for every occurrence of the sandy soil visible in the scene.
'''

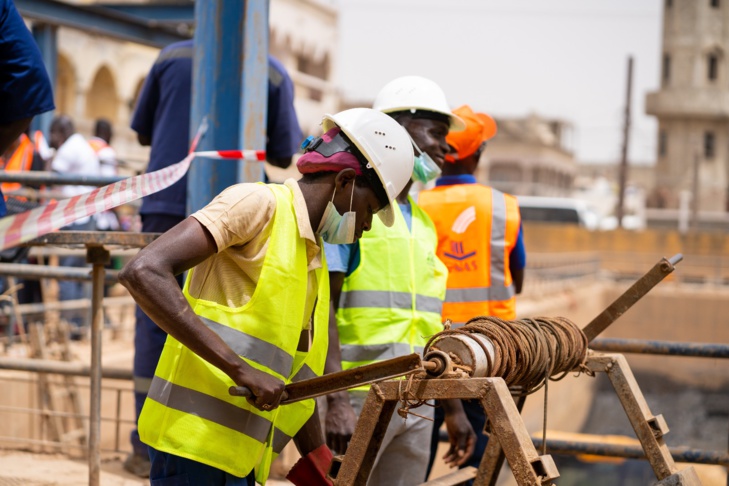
[0,451,292,486]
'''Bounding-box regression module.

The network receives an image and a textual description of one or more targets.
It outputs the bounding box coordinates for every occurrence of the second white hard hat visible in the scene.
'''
[372,75,465,131]
[322,108,414,227]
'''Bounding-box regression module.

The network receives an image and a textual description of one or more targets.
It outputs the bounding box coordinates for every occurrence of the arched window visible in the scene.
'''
[55,54,76,116]
[85,66,120,124]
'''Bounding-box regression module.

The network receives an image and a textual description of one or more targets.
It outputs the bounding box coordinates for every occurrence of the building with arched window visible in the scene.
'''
[22,0,340,175]
[646,0,729,212]
[482,115,577,197]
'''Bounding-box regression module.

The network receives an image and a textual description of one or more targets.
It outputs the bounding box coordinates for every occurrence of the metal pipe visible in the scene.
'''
[0,262,119,282]
[23,230,160,248]
[590,338,729,358]
[531,438,729,467]
[0,171,123,186]
[87,246,109,486]
[0,356,131,380]
[0,295,134,317]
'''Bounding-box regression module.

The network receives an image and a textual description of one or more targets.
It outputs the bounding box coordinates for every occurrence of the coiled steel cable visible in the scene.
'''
[424,315,590,396]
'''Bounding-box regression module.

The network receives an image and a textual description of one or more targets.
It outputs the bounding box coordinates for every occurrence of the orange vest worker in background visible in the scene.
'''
[420,105,524,323]
[420,105,526,483]
[0,133,34,195]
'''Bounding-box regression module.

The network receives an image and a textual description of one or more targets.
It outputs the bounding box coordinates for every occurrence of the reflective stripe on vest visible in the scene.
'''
[419,185,520,321]
[200,316,293,378]
[336,198,447,377]
[340,342,424,363]
[139,183,329,480]
[340,289,442,314]
[133,375,153,394]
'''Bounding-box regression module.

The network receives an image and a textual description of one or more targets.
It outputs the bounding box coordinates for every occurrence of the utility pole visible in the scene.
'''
[616,56,633,228]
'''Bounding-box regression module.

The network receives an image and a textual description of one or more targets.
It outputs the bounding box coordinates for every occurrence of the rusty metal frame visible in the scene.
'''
[477,352,702,486]
[331,378,559,486]
[7,231,157,486]
[585,353,682,480]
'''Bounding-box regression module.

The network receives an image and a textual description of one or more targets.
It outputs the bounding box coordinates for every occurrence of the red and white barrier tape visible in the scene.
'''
[0,148,266,252]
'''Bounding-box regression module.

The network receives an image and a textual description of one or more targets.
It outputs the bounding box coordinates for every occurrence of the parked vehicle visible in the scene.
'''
[516,196,599,230]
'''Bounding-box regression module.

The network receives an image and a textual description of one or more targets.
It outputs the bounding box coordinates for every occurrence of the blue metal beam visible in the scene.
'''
[188,0,268,213]
[30,23,57,137]
[97,3,194,24]
[15,0,188,48]
[239,1,269,184]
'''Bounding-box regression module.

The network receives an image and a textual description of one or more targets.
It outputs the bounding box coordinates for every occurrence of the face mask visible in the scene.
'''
[410,139,442,184]
[318,182,357,244]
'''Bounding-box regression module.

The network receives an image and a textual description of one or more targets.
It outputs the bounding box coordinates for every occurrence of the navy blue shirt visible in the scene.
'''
[131,40,303,217]
[435,174,526,271]
[0,0,55,125]
[0,0,55,217]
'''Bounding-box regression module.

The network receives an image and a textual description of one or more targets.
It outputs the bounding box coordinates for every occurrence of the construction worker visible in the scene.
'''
[0,133,36,197]
[88,118,120,231]
[0,0,55,215]
[419,105,526,480]
[49,115,101,338]
[126,39,304,476]
[324,76,476,485]
[118,108,415,486]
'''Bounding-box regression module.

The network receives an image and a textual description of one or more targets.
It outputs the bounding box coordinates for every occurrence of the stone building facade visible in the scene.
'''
[645,0,729,211]
[33,0,340,173]
[482,114,577,197]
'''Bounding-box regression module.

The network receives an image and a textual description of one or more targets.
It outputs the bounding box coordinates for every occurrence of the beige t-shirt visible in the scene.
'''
[190,179,322,330]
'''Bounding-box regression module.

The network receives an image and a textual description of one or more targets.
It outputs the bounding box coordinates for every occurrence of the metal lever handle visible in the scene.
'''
[228,385,289,402]
[582,253,682,342]
[228,353,425,405]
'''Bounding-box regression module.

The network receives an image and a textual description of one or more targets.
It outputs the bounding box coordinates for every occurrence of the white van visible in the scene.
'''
[516,196,598,230]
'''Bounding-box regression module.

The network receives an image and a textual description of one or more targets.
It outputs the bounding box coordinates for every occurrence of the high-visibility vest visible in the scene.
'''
[139,183,329,482]
[419,184,520,322]
[336,198,447,378]
[0,134,34,194]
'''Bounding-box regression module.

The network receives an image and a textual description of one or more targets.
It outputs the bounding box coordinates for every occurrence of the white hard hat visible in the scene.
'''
[322,108,414,227]
[372,76,466,131]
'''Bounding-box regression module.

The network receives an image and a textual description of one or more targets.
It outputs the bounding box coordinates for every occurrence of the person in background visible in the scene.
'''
[0,0,55,216]
[324,76,476,485]
[49,115,100,339]
[125,38,304,477]
[88,118,120,231]
[119,108,414,486]
[419,105,525,482]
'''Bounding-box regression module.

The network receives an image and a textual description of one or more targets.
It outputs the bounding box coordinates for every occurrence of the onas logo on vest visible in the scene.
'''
[443,206,478,272]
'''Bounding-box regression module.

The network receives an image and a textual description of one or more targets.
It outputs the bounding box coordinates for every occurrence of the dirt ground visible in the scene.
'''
[0,451,291,486]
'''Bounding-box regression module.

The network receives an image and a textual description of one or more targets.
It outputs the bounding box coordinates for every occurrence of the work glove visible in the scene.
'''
[286,443,334,486]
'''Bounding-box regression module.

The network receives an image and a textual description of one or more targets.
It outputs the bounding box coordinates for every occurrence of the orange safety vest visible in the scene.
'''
[419,184,521,322]
[0,134,34,195]
[87,138,108,153]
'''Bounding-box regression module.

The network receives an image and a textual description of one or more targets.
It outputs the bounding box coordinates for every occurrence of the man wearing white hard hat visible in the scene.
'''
[324,76,476,485]
[119,108,414,486]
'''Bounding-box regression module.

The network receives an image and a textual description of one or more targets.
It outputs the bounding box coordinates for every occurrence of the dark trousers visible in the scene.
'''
[130,213,185,456]
[427,400,489,484]
[149,447,256,486]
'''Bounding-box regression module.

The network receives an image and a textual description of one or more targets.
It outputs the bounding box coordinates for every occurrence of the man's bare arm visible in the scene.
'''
[118,217,285,410]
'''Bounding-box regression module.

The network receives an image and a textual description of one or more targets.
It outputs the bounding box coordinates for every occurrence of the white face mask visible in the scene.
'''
[318,182,357,244]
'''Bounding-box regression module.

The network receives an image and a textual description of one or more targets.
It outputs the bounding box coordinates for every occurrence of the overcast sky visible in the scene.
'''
[334,0,662,164]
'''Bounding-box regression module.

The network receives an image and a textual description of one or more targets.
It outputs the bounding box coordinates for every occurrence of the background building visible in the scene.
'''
[645,0,729,212]
[482,114,577,197]
[31,0,341,174]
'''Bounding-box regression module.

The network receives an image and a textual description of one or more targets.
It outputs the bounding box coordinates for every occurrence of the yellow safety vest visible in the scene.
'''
[420,184,521,322]
[336,197,447,377]
[139,183,329,482]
